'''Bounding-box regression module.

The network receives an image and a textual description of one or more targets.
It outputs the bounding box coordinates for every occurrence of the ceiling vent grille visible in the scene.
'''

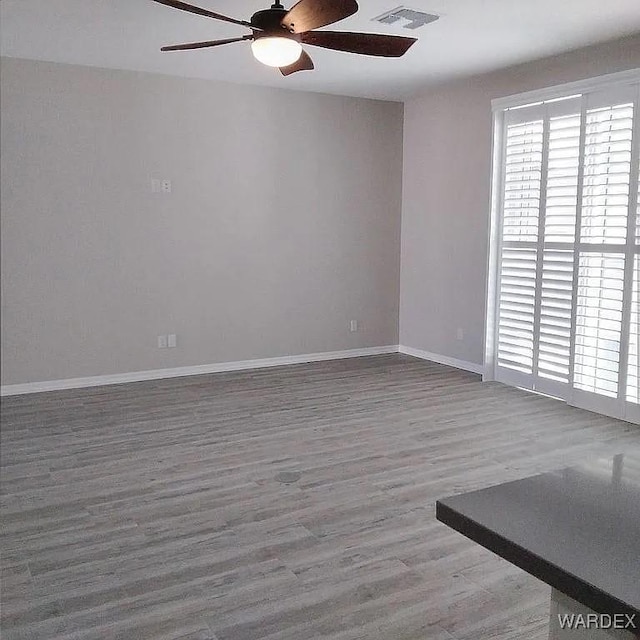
[373,6,440,30]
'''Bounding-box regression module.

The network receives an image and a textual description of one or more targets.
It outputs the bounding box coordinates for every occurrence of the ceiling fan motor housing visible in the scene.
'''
[251,7,297,38]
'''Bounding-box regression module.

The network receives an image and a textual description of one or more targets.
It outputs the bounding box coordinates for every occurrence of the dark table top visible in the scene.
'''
[436,454,640,620]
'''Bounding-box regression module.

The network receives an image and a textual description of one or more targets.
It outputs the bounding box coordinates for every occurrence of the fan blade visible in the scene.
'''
[151,0,252,29]
[302,31,416,57]
[280,50,315,76]
[282,0,358,34]
[161,35,252,51]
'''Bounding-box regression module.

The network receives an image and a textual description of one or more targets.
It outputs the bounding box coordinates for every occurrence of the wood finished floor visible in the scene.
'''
[2,354,639,640]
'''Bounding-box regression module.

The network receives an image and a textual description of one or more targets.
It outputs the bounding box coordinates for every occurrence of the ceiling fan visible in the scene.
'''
[151,0,417,75]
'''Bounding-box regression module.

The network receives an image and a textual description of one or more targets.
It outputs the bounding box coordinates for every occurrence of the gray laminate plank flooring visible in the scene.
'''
[1,354,639,640]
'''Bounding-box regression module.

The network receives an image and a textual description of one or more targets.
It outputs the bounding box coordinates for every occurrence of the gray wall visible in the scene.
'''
[1,58,404,385]
[399,34,640,366]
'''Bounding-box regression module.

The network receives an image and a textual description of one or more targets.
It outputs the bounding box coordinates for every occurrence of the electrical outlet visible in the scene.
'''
[167,334,177,348]
[157,335,168,349]
[350,320,358,333]
[161,180,172,194]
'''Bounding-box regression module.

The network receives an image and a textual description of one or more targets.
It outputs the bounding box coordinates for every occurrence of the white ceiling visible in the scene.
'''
[2,0,640,101]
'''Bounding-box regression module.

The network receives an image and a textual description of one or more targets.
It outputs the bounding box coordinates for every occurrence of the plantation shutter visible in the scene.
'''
[490,79,640,424]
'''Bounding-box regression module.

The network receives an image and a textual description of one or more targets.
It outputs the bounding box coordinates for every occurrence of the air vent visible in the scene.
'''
[373,6,439,30]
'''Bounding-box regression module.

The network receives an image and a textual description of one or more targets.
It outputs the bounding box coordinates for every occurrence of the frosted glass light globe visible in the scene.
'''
[251,37,302,68]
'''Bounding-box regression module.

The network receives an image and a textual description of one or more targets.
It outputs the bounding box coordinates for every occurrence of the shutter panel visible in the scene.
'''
[537,112,581,383]
[627,255,639,404]
[629,165,640,404]
[538,249,573,382]
[573,101,634,403]
[502,120,543,242]
[573,254,625,398]
[636,165,640,244]
[544,113,581,243]
[497,247,537,374]
[581,103,634,245]
[496,119,543,376]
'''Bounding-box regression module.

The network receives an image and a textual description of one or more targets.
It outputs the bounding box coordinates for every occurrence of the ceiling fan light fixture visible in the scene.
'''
[251,36,303,67]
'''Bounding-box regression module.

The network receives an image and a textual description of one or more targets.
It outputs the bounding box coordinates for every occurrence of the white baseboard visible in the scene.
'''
[1,344,486,396]
[398,345,485,375]
[0,345,400,397]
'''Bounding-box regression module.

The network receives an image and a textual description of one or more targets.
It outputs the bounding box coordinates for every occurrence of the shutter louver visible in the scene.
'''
[581,104,634,245]
[573,254,625,398]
